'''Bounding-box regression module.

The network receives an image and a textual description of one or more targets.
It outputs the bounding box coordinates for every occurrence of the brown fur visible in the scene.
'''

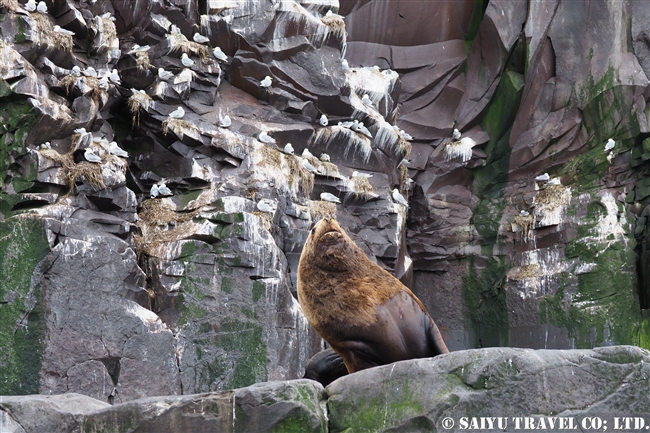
[298,218,449,374]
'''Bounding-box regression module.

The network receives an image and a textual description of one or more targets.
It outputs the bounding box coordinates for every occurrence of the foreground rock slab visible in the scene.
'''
[328,345,650,432]
[3,346,650,433]
[1,380,326,433]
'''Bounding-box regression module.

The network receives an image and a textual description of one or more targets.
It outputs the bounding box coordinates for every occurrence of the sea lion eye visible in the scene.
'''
[310,228,315,235]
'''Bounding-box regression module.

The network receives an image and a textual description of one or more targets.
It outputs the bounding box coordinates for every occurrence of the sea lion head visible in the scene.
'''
[301,218,364,272]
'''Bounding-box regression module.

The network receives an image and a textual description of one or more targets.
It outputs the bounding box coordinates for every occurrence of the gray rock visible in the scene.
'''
[0,393,110,433]
[328,346,650,432]
[1,380,326,433]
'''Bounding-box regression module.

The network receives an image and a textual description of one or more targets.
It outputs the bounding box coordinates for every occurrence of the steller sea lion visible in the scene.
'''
[298,218,449,381]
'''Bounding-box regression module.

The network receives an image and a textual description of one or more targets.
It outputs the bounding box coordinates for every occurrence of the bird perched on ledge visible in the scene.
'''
[392,188,408,207]
[260,76,272,88]
[258,131,276,144]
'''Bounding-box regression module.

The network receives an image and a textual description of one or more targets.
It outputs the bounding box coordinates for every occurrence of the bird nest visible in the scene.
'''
[83,76,104,100]
[0,0,20,12]
[128,92,152,127]
[165,33,211,64]
[351,176,373,195]
[320,13,347,42]
[258,146,315,196]
[100,16,117,42]
[398,138,412,158]
[58,75,78,95]
[511,214,535,243]
[135,51,150,70]
[444,138,475,163]
[162,118,198,139]
[39,148,74,168]
[132,199,200,258]
[288,156,315,195]
[506,264,543,281]
[399,163,410,194]
[28,14,73,51]
[65,161,106,192]
[320,161,340,177]
[533,184,570,208]
[309,200,336,222]
[260,145,282,168]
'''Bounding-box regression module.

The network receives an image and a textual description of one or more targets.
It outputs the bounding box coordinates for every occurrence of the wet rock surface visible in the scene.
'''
[2,346,649,433]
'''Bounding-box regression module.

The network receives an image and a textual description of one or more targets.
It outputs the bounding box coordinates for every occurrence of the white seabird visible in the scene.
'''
[158,68,174,81]
[607,151,614,164]
[258,131,276,144]
[130,88,146,96]
[36,1,47,13]
[74,127,87,134]
[192,33,210,44]
[400,130,413,141]
[170,24,181,34]
[547,178,562,185]
[452,128,462,140]
[128,44,150,54]
[320,192,341,204]
[341,59,352,73]
[108,69,121,84]
[604,138,615,152]
[168,106,185,119]
[181,53,194,67]
[150,184,160,198]
[320,153,330,162]
[319,114,328,126]
[361,94,373,106]
[302,148,313,158]
[260,76,272,88]
[107,142,128,158]
[351,171,372,178]
[392,188,408,207]
[213,47,228,62]
[283,143,294,155]
[351,120,372,138]
[339,120,353,129]
[39,142,51,149]
[218,113,231,128]
[158,183,173,196]
[53,25,75,36]
[98,77,109,90]
[70,65,81,77]
[535,173,550,182]
[256,199,277,213]
[25,0,36,12]
[301,159,318,174]
[84,148,102,163]
[519,210,530,217]
[82,67,97,77]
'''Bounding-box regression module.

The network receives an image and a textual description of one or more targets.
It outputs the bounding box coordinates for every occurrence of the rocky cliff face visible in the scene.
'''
[1,0,650,405]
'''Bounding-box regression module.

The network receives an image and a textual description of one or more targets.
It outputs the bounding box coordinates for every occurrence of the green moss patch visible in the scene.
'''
[0,216,50,394]
[540,199,640,347]
[463,69,524,348]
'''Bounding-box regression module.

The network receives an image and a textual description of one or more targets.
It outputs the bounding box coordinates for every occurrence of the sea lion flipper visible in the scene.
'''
[427,318,450,355]
[304,348,348,386]
[332,340,382,373]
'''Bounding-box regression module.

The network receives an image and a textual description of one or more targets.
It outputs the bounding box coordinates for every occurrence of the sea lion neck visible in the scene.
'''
[307,219,364,272]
